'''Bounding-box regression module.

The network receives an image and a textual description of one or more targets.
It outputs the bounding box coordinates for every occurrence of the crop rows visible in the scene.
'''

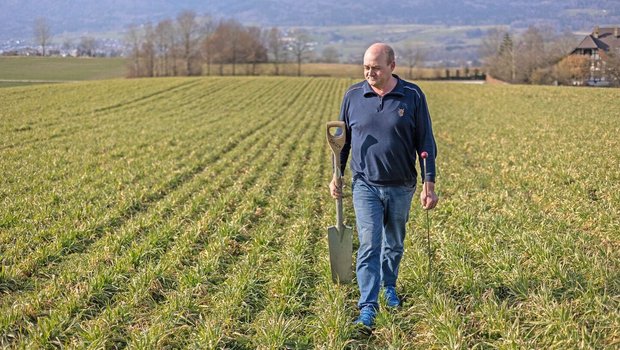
[1,77,619,348]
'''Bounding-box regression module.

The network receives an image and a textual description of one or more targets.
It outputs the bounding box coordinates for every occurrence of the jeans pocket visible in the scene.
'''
[351,174,362,191]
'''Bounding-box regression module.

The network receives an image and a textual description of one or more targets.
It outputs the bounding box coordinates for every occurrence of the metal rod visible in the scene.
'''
[426,205,431,283]
[422,152,432,283]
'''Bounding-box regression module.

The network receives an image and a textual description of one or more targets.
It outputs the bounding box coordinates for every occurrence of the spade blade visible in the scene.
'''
[327,225,353,284]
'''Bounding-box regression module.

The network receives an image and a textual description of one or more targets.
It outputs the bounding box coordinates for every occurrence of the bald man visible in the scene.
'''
[329,43,438,332]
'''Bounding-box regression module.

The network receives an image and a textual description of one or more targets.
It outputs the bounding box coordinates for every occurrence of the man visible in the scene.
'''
[329,43,438,331]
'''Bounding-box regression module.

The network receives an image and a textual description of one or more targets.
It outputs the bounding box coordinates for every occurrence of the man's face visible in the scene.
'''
[363,49,394,89]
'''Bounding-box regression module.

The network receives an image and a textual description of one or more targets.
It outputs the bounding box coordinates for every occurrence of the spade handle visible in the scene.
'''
[326,121,347,232]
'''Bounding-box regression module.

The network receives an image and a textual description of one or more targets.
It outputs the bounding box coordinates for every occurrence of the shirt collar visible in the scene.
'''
[363,74,405,97]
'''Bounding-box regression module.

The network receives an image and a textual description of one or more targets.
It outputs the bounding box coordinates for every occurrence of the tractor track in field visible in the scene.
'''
[0,80,203,151]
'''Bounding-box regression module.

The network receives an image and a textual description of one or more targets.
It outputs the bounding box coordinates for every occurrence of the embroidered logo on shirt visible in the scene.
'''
[398,108,405,117]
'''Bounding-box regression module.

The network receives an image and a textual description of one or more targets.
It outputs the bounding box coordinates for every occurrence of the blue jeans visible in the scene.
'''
[352,177,415,310]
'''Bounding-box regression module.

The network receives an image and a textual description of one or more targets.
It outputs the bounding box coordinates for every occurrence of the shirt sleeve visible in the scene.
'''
[414,91,437,183]
[338,92,351,176]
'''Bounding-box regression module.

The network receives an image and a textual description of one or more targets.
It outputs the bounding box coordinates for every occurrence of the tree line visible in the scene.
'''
[125,10,314,78]
[31,13,619,86]
[480,25,620,86]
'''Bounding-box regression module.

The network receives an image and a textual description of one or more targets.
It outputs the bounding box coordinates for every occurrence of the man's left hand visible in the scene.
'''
[420,181,439,210]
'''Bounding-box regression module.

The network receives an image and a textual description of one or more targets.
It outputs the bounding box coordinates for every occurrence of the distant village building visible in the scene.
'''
[19,48,40,56]
[570,26,620,86]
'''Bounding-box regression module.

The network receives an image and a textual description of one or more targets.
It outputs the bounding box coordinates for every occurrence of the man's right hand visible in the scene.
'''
[329,177,343,199]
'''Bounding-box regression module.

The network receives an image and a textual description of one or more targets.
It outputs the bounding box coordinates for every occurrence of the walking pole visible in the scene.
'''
[421,151,432,283]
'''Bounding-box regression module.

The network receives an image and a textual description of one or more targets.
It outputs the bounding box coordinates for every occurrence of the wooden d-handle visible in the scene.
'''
[326,121,346,156]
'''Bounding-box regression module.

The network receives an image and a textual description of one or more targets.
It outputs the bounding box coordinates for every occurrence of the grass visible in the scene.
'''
[0,77,618,348]
[0,56,126,83]
[0,81,59,88]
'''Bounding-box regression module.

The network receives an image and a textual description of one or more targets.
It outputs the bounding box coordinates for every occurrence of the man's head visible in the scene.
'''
[363,43,396,90]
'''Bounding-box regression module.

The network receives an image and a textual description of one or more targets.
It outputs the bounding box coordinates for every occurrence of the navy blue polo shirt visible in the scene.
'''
[338,75,437,186]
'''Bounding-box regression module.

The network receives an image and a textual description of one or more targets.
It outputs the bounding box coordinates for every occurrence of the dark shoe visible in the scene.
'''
[383,286,401,308]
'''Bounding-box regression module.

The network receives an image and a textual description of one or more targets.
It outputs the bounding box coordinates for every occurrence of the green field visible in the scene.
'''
[1,77,618,348]
[0,57,126,88]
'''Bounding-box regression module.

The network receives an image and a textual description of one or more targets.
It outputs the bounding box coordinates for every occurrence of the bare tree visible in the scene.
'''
[480,27,509,80]
[33,17,52,56]
[199,14,215,75]
[167,21,179,76]
[78,36,97,57]
[288,29,313,76]
[125,25,141,77]
[206,19,268,76]
[206,19,238,75]
[62,39,73,56]
[203,33,220,75]
[244,26,268,75]
[321,46,340,63]
[226,20,245,75]
[515,26,545,83]
[155,19,175,76]
[516,25,578,84]
[400,41,426,79]
[142,22,156,77]
[480,27,507,61]
[400,42,416,79]
[126,12,215,78]
[267,27,286,75]
[177,10,201,75]
[206,20,228,75]
[547,29,579,62]
[604,50,620,86]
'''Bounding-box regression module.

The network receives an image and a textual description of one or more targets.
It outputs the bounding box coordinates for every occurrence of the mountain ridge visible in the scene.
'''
[1,0,619,41]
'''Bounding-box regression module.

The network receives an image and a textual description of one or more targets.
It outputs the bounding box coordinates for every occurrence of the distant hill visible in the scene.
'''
[1,0,619,41]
